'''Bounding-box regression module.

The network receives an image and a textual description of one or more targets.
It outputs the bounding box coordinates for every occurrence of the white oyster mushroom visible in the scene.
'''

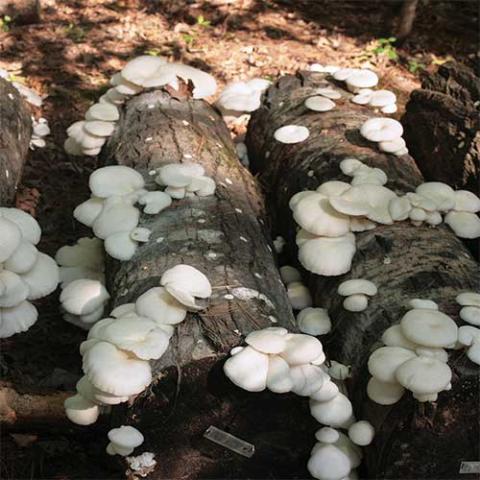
[408,298,438,310]
[310,392,353,428]
[351,89,373,105]
[348,421,375,446]
[308,444,352,480]
[316,181,351,197]
[344,69,378,92]
[274,125,310,144]
[315,86,342,99]
[297,307,332,335]
[156,163,204,188]
[415,347,449,363]
[20,253,59,300]
[369,90,396,107]
[456,292,480,307]
[289,190,316,210]
[298,232,356,276]
[453,190,480,213]
[110,303,136,318]
[343,294,369,312]
[83,341,152,396]
[0,271,29,307]
[339,158,363,176]
[121,55,168,86]
[93,198,140,239]
[379,137,406,154]
[425,211,443,226]
[460,306,480,326]
[76,376,129,406]
[4,241,38,274]
[0,301,38,338]
[73,197,105,227]
[400,309,458,348]
[466,342,480,365]
[223,345,269,392]
[381,104,398,114]
[160,264,211,311]
[188,176,216,197]
[60,279,110,316]
[85,103,119,122]
[105,232,138,261]
[367,377,405,405]
[444,211,480,239]
[266,355,293,393]
[135,287,187,325]
[293,192,351,237]
[328,361,351,380]
[286,282,312,310]
[0,208,42,245]
[279,265,302,284]
[381,324,418,350]
[316,427,340,444]
[395,356,452,399]
[360,118,403,142]
[416,182,456,212]
[333,68,357,81]
[56,237,104,272]
[457,325,480,347]
[138,191,172,214]
[310,379,340,402]
[89,166,144,198]
[290,364,328,396]
[107,426,144,457]
[305,96,335,112]
[406,192,437,211]
[64,394,100,426]
[83,120,115,137]
[338,279,377,296]
[333,432,363,470]
[350,167,387,186]
[0,217,22,262]
[368,346,417,383]
[130,227,151,243]
[245,327,288,354]
[409,208,427,222]
[280,333,324,366]
[349,217,376,232]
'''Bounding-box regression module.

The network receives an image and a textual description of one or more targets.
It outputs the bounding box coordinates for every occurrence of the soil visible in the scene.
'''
[0,0,477,478]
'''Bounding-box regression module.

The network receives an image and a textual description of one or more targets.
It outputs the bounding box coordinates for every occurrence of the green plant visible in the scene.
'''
[407,59,425,74]
[372,37,399,61]
[195,15,211,27]
[144,48,162,57]
[0,15,12,32]
[182,33,196,47]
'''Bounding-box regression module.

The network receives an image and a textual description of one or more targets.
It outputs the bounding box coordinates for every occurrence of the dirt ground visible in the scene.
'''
[0,0,478,478]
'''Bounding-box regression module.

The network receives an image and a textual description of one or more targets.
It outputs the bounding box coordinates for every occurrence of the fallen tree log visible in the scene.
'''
[0,77,32,205]
[102,88,313,478]
[0,0,41,24]
[402,62,480,195]
[246,71,480,479]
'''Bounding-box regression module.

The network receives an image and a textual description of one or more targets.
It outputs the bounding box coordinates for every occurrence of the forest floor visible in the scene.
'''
[0,0,477,478]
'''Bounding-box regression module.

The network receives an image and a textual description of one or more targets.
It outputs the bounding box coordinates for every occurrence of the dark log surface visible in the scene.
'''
[103,89,314,479]
[402,62,480,195]
[0,0,41,24]
[246,71,480,479]
[0,77,32,205]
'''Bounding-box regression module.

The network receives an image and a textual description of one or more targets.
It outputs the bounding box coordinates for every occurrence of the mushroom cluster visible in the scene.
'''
[64,55,217,157]
[0,208,59,338]
[333,68,379,93]
[0,68,44,107]
[338,279,377,312]
[351,89,397,114]
[30,117,50,149]
[360,117,407,156]
[106,425,144,456]
[456,292,480,364]
[64,264,211,425]
[368,305,457,404]
[304,85,341,113]
[279,265,312,310]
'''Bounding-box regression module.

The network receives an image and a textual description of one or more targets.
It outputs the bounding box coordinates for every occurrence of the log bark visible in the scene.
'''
[394,0,418,41]
[102,89,314,479]
[402,62,480,195]
[246,71,480,479]
[0,0,41,24]
[0,77,32,205]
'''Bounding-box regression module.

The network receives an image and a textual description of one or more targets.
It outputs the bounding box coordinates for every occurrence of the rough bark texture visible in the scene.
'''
[246,71,480,479]
[0,0,41,24]
[102,89,314,479]
[402,62,480,195]
[0,77,32,205]
[395,0,418,40]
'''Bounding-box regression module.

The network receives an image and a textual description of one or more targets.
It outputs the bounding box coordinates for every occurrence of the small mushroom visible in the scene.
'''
[274,125,310,144]
[107,425,144,456]
[297,307,332,335]
[348,420,375,446]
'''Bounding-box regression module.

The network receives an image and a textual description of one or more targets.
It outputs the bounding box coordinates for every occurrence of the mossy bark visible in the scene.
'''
[246,71,480,479]
[103,89,314,479]
[0,77,32,205]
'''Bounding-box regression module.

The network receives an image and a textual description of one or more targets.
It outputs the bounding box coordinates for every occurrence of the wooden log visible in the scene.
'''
[0,0,41,24]
[246,71,480,479]
[102,89,314,479]
[394,0,419,41]
[0,77,32,205]
[402,62,480,195]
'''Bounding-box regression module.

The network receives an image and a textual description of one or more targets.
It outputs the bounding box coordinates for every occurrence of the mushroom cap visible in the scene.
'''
[286,282,313,310]
[156,163,204,188]
[4,241,38,274]
[467,343,480,365]
[381,324,418,350]
[305,96,335,112]
[223,345,269,392]
[298,233,356,277]
[395,356,452,395]
[379,137,406,154]
[297,307,332,336]
[73,196,105,227]
[338,279,377,296]
[460,306,480,326]
[64,394,100,426]
[290,364,329,396]
[56,237,104,271]
[343,294,369,312]
[456,292,480,307]
[315,427,340,444]
[425,211,443,226]
[310,380,340,402]
[333,68,357,81]
[328,361,351,380]
[76,376,129,406]
[316,181,351,197]
[289,190,316,210]
[279,265,302,284]
[458,325,480,347]
[0,208,41,245]
[110,303,136,318]
[368,346,417,383]
[0,301,38,338]
[0,270,29,307]
[138,191,172,214]
[89,166,145,198]
[454,190,480,213]
[310,392,353,428]
[332,432,363,470]
[266,355,294,393]
[367,377,405,405]
[339,158,363,176]
[315,86,342,99]
[307,444,352,480]
[369,90,396,107]
[350,166,387,186]
[0,216,23,263]
[108,425,144,449]
[351,89,373,105]
[345,69,379,91]
[93,198,140,240]
[121,55,167,86]
[280,333,324,366]
[104,231,138,261]
[85,103,119,122]
[349,217,376,232]
[416,182,455,212]
[84,120,115,137]
[135,286,187,325]
[83,341,152,396]
[293,192,350,237]
[274,125,310,144]
[408,298,438,310]
[400,309,458,348]
[348,421,375,446]
[444,211,480,239]
[245,327,288,354]
[415,346,448,363]
[60,279,110,316]
[217,81,262,113]
[360,117,403,143]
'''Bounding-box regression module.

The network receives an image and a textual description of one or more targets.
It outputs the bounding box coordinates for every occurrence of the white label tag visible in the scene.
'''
[204,426,255,458]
